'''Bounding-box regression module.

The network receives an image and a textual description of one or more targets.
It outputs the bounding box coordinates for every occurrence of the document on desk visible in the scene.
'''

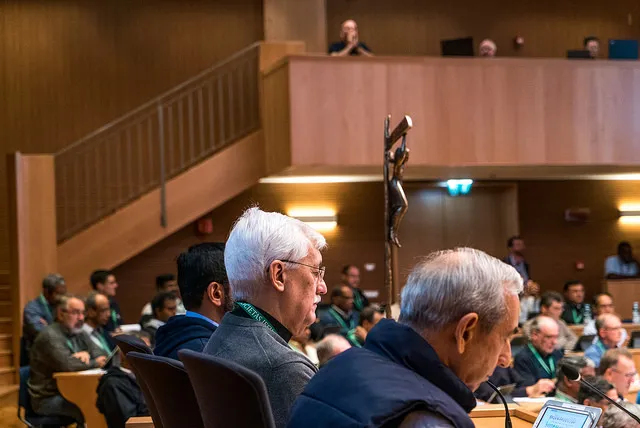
[78,368,106,375]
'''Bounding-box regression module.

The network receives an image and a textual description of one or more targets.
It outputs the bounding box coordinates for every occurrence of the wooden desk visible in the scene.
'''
[126,416,154,428]
[54,369,107,428]
[471,405,537,427]
[605,280,640,320]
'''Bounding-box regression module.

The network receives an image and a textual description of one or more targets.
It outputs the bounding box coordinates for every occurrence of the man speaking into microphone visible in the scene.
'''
[288,248,523,427]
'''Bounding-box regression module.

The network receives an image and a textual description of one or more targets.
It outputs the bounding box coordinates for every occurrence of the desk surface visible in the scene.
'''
[54,370,107,428]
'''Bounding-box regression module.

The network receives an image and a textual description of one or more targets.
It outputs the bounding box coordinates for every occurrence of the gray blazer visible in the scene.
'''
[204,313,317,428]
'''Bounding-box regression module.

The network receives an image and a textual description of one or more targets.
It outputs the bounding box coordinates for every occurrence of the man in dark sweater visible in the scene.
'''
[204,208,328,428]
[288,248,523,427]
[514,316,564,386]
[29,295,107,424]
[155,242,231,360]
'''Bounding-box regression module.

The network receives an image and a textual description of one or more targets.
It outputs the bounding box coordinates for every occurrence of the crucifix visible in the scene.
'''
[383,115,412,319]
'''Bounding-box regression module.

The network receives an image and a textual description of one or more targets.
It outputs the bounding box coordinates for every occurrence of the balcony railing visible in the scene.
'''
[55,42,261,242]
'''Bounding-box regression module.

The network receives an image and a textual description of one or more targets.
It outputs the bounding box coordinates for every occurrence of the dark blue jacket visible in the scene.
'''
[287,319,476,428]
[154,314,217,360]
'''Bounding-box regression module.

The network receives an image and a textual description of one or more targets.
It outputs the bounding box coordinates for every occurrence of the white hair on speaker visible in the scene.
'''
[224,206,327,300]
[399,247,523,334]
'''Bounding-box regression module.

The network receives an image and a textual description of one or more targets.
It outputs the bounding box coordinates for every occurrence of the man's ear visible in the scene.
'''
[207,282,224,307]
[268,260,286,293]
[454,313,479,354]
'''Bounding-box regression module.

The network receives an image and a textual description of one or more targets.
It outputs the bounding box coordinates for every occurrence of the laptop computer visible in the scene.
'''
[567,50,593,59]
[609,39,639,60]
[441,37,475,57]
[532,400,602,428]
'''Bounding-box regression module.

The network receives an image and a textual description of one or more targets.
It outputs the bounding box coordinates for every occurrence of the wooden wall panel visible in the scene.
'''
[0,0,264,272]
[112,181,516,322]
[327,0,640,58]
[518,180,640,303]
[264,0,327,54]
[287,56,640,169]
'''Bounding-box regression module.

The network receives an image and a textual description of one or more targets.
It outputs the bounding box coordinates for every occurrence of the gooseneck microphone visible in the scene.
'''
[486,381,513,428]
[561,364,640,424]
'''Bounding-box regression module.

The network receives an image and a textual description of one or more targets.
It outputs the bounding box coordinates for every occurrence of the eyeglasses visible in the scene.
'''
[62,309,84,316]
[280,260,326,282]
[612,368,637,379]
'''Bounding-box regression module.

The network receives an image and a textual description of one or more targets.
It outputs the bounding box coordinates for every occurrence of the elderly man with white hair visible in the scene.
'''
[287,247,523,428]
[203,207,327,428]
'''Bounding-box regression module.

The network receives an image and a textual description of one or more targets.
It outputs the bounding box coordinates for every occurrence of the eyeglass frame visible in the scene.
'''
[279,259,326,282]
[611,368,637,379]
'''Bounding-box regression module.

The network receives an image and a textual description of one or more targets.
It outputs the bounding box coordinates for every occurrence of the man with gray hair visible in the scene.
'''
[21,273,67,366]
[204,207,327,428]
[602,401,640,428]
[316,334,351,367]
[288,247,523,427]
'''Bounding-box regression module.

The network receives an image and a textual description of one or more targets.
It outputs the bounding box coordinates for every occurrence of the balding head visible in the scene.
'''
[340,19,358,42]
[596,313,622,348]
[530,315,559,354]
[56,295,85,333]
[317,334,351,367]
[479,39,497,57]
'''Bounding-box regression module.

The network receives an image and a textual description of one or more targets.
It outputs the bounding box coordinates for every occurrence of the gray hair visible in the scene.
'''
[85,291,105,310]
[42,273,65,292]
[602,402,640,428]
[316,334,351,367]
[399,248,523,334]
[224,207,327,300]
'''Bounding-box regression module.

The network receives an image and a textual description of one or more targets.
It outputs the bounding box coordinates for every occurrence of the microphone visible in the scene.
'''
[486,381,513,428]
[561,364,640,424]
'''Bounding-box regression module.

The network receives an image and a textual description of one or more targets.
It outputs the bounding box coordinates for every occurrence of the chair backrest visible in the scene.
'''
[127,352,203,428]
[113,334,153,355]
[179,349,275,428]
[576,334,596,352]
[18,366,32,414]
[112,336,163,428]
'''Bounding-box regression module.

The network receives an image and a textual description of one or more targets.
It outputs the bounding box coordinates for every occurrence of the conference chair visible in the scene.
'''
[113,334,153,356]
[112,335,163,428]
[510,334,528,357]
[179,349,275,428]
[127,352,204,428]
[18,366,76,427]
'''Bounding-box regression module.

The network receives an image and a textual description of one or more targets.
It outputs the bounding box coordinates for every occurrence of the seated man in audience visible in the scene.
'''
[346,305,384,347]
[584,36,600,59]
[476,366,555,402]
[155,243,232,359]
[341,264,369,311]
[579,377,616,426]
[585,314,622,367]
[584,292,628,346]
[316,334,351,367]
[288,248,523,427]
[554,356,596,403]
[91,270,123,333]
[22,274,66,365]
[514,316,564,386]
[204,207,326,428]
[523,291,578,351]
[561,280,586,325]
[141,292,177,346]
[328,19,372,57]
[140,274,185,317]
[319,285,358,339]
[600,348,636,401]
[290,327,319,367]
[82,291,115,354]
[479,39,497,57]
[29,295,107,424]
[606,241,639,279]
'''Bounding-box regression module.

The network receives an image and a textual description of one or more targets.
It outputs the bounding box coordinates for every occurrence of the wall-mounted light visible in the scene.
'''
[446,179,473,196]
[619,204,640,225]
[260,175,381,184]
[287,208,338,231]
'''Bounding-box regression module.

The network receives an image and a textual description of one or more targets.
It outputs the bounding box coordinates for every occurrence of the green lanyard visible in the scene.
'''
[39,294,53,320]
[596,339,607,354]
[111,309,118,326]
[353,290,364,311]
[572,308,583,324]
[528,343,555,377]
[94,331,111,352]
[346,329,363,348]
[66,339,77,353]
[236,302,277,334]
[329,308,357,331]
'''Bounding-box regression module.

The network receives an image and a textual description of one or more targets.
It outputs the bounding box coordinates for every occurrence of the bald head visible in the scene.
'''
[479,39,497,57]
[317,334,351,367]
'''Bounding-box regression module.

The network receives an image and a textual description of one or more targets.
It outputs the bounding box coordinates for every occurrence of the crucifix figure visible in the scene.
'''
[383,115,412,318]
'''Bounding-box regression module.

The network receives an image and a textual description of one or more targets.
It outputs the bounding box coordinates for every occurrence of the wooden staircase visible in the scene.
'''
[0,272,18,405]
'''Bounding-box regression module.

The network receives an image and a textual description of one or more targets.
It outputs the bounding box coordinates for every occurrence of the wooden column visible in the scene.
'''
[7,153,57,377]
[263,0,327,54]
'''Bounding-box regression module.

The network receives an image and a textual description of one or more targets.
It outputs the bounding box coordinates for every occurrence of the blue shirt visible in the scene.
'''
[605,255,639,277]
[584,338,609,367]
[185,311,218,327]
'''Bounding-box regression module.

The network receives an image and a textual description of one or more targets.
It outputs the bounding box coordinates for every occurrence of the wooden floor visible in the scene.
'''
[0,404,21,428]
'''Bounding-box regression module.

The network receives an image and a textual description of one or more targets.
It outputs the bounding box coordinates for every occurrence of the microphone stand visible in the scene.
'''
[486,381,513,428]
[575,375,640,424]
